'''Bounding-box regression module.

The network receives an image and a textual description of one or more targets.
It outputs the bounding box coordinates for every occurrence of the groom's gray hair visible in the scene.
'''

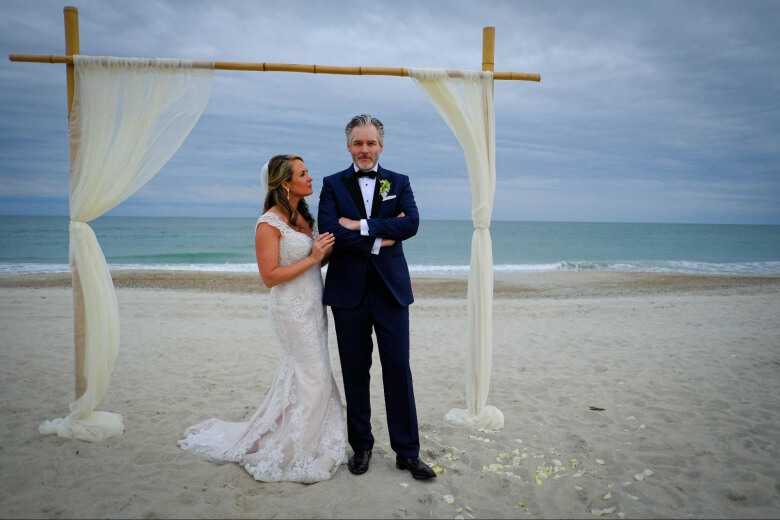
[345,114,384,146]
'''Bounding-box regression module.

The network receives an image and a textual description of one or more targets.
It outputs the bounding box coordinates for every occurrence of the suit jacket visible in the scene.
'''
[318,165,419,307]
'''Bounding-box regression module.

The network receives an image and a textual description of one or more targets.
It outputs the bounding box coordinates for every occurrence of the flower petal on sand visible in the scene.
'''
[634,469,653,481]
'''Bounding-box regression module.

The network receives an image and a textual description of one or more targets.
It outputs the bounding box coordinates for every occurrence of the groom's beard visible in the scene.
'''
[356,159,378,171]
[352,152,380,171]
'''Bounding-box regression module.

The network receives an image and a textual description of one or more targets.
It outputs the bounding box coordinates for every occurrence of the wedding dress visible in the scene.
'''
[178,211,347,483]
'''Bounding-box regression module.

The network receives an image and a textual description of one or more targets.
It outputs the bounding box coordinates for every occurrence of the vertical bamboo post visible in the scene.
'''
[64,6,86,399]
[482,26,495,72]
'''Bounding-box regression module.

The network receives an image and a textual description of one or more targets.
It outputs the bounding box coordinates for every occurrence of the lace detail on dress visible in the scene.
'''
[178,210,346,483]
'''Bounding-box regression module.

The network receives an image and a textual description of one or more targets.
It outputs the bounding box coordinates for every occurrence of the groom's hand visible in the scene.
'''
[338,217,361,231]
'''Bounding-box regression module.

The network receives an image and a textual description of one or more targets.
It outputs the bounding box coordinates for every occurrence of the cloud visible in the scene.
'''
[1,0,779,223]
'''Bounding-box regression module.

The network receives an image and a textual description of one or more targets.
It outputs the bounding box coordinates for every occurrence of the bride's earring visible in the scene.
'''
[284,186,291,200]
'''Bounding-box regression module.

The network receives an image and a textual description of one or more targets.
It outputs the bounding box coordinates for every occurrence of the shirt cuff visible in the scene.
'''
[360,219,369,236]
[371,238,382,255]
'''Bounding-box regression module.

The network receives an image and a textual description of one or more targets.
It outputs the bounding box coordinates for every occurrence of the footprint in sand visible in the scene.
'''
[133,451,164,465]
[726,490,747,502]
[175,492,197,505]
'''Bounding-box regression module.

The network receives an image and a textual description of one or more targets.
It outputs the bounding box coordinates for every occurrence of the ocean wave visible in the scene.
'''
[0,263,258,274]
[0,263,72,274]
[3,260,780,276]
[410,263,565,274]
[556,260,780,274]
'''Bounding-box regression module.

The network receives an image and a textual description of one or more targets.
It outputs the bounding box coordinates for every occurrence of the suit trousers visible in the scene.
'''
[331,262,420,459]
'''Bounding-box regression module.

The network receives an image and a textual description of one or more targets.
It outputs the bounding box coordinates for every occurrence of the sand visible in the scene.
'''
[1,272,780,518]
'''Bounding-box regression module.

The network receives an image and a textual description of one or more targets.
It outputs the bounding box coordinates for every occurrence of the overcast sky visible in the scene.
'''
[1,0,779,223]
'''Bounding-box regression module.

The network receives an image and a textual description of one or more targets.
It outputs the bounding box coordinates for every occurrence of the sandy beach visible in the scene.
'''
[2,271,780,518]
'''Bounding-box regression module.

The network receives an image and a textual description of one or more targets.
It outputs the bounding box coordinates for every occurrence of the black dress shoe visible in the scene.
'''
[348,449,372,475]
[396,456,437,480]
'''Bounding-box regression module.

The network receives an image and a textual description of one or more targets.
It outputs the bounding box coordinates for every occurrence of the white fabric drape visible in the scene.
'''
[39,56,213,442]
[410,69,504,430]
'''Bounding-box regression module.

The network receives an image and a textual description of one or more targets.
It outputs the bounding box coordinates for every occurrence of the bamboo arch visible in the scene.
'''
[9,6,540,428]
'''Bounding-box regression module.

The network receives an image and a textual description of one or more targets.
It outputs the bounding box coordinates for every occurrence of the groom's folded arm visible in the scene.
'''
[331,227,374,256]
[318,178,373,256]
[366,180,420,241]
[358,221,384,255]
[366,215,418,241]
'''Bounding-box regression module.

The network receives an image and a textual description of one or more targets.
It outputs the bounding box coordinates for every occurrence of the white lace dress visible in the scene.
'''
[178,211,347,483]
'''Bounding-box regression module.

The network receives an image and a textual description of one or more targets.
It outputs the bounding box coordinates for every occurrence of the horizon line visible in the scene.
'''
[1,214,779,226]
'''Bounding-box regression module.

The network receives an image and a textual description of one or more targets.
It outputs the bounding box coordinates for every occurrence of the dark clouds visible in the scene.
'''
[1,0,779,223]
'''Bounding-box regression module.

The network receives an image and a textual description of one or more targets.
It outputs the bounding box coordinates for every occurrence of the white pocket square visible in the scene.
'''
[381,194,397,201]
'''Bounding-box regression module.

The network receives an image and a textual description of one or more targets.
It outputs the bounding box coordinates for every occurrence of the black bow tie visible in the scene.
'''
[356,170,377,179]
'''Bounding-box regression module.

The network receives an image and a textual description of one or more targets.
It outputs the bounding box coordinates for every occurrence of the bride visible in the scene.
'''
[178,154,347,483]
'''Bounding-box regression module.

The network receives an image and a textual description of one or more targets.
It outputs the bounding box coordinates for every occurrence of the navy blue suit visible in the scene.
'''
[318,165,420,459]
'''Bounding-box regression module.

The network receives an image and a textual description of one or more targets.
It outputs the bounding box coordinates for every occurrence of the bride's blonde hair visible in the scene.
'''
[263,154,314,230]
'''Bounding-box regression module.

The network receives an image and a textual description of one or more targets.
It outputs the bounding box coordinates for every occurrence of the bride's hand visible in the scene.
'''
[310,232,335,262]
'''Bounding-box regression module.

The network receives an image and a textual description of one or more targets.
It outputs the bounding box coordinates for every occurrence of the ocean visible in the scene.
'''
[1,216,780,276]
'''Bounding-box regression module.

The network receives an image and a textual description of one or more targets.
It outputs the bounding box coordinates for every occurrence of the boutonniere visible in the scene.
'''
[379,179,393,200]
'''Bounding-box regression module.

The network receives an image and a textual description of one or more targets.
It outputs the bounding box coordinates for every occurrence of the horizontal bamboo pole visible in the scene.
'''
[8,54,541,81]
[11,54,71,63]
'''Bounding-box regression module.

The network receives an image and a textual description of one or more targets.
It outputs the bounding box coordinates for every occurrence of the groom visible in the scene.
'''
[318,114,435,480]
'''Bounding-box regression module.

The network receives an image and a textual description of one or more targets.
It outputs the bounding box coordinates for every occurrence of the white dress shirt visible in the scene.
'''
[353,163,383,255]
